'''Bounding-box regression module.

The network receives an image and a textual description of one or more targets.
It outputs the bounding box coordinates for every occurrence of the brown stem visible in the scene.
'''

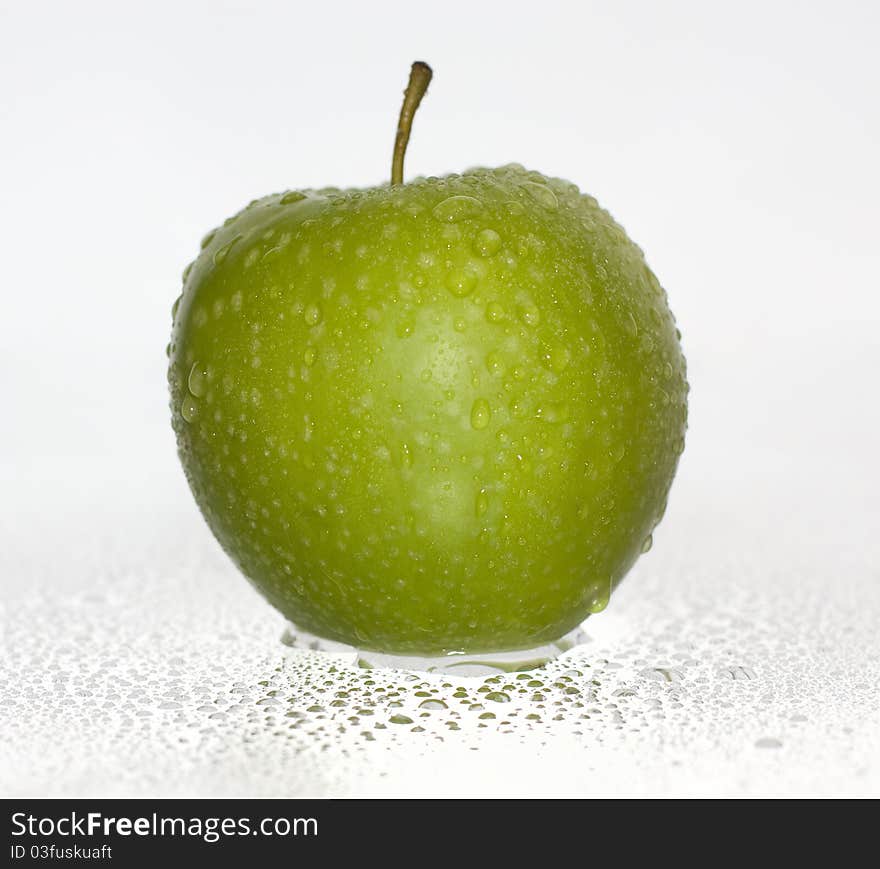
[391,61,433,186]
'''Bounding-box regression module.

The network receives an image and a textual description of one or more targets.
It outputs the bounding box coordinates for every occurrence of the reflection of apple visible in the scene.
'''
[168,63,688,655]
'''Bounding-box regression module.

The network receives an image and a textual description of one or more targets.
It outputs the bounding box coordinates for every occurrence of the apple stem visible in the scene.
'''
[391,61,433,187]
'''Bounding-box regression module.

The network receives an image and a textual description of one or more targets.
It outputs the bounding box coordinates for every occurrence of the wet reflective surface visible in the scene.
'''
[2,455,878,797]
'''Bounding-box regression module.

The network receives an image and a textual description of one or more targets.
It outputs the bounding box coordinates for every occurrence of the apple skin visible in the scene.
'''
[169,165,687,655]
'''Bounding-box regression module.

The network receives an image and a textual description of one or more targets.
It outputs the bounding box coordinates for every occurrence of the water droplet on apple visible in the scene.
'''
[187,362,208,397]
[171,295,182,320]
[304,303,322,326]
[212,235,242,266]
[470,398,491,431]
[445,267,478,298]
[540,343,571,373]
[485,350,503,375]
[432,195,485,223]
[518,303,540,327]
[535,402,568,424]
[303,347,317,366]
[521,181,558,210]
[586,584,610,613]
[509,396,526,418]
[180,396,199,423]
[640,534,654,553]
[473,228,502,257]
[485,301,505,323]
[396,315,415,338]
[475,488,489,517]
[401,442,414,468]
[280,191,307,205]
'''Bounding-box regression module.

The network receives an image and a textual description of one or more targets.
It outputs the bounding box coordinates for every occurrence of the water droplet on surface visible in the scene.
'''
[535,402,568,424]
[485,301,505,323]
[446,267,478,298]
[304,303,322,326]
[518,303,541,327]
[541,343,571,373]
[432,195,485,223]
[473,228,502,257]
[180,396,198,423]
[470,399,492,431]
[485,350,503,375]
[187,362,208,397]
[720,666,756,681]
[586,584,610,613]
[418,699,448,711]
[280,191,307,205]
[212,235,241,266]
[509,397,526,418]
[389,714,414,725]
[755,737,782,749]
[640,667,683,683]
[475,488,489,517]
[521,181,558,210]
[401,442,414,468]
[395,315,416,338]
[485,691,511,703]
[640,534,654,553]
[303,347,317,366]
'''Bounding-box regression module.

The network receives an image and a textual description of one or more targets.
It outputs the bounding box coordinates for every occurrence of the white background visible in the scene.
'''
[1,0,878,797]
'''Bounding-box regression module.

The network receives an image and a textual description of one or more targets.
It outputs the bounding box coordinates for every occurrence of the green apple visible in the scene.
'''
[168,63,687,655]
